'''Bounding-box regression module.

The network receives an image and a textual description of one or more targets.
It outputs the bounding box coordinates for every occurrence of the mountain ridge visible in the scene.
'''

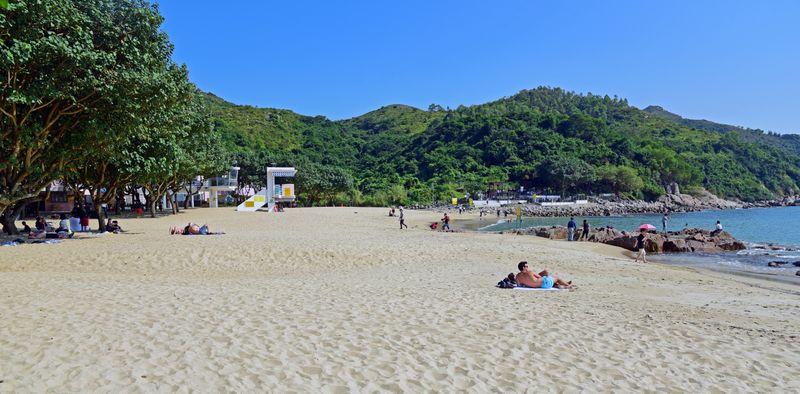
[201,87,800,204]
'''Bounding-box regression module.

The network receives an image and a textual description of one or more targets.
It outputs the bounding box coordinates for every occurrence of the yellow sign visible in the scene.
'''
[468,198,473,206]
[516,207,521,218]
[254,195,265,203]
[451,198,458,205]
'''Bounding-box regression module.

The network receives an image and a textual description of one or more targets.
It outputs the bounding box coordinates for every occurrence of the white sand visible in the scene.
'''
[1,207,798,391]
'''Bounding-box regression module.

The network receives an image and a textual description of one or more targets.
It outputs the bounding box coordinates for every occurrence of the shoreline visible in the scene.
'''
[450,213,800,287]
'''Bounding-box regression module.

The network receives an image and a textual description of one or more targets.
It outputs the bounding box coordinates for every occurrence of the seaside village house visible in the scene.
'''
[28,167,241,218]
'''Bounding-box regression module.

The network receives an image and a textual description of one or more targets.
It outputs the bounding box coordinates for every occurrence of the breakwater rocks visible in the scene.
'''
[509,226,747,253]
[491,192,799,218]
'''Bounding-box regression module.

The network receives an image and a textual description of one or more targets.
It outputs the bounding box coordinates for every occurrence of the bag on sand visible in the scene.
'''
[496,273,517,289]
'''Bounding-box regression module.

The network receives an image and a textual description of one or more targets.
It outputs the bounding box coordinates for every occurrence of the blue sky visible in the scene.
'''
[158,1,799,133]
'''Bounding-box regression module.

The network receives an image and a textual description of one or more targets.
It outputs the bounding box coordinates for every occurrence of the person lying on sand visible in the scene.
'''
[515,261,574,289]
[170,223,224,235]
[27,230,71,239]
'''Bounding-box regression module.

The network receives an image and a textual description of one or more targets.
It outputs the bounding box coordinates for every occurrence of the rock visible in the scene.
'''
[794,261,800,267]
[513,223,746,254]
[768,261,788,267]
[796,270,800,276]
[663,239,690,252]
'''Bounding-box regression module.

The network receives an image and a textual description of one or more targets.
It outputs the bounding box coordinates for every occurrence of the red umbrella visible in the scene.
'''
[639,224,656,231]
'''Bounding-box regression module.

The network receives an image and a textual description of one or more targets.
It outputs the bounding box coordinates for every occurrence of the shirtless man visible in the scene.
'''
[515,261,573,289]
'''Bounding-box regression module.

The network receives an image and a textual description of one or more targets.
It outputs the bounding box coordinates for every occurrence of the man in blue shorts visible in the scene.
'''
[515,261,574,289]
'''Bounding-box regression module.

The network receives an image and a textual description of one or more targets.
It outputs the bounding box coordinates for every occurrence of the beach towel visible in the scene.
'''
[512,286,567,291]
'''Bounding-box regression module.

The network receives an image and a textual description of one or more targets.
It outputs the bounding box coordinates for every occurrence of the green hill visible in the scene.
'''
[643,105,800,156]
[201,88,800,204]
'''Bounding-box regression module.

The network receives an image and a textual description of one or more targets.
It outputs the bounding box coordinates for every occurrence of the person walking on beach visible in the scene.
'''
[400,206,408,230]
[634,229,648,263]
[567,217,577,241]
[662,212,669,233]
[441,212,450,231]
[580,219,590,241]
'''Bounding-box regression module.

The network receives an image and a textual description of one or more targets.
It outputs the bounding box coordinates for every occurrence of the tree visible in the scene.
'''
[0,0,183,221]
[295,162,354,206]
[595,164,644,195]
[538,157,596,196]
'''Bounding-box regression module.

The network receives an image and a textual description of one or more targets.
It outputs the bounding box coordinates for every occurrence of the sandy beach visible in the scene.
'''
[1,207,798,392]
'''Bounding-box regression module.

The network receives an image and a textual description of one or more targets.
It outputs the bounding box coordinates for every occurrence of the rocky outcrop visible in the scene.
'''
[477,190,800,218]
[511,226,746,253]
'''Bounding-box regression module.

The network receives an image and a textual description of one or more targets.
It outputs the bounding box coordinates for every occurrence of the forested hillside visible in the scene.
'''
[643,105,800,156]
[202,88,800,206]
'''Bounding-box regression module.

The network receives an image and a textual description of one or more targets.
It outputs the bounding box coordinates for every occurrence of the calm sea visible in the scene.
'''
[479,206,800,282]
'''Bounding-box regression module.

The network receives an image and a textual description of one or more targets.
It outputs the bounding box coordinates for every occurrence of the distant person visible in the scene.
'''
[429,222,438,230]
[662,213,669,233]
[106,220,122,233]
[20,221,31,233]
[515,261,573,289]
[399,215,407,229]
[135,203,143,218]
[580,219,590,241]
[55,214,73,237]
[79,206,90,231]
[70,203,81,218]
[567,217,577,241]
[170,222,223,235]
[712,220,723,236]
[389,207,395,217]
[35,216,46,231]
[634,229,648,263]
[441,213,450,231]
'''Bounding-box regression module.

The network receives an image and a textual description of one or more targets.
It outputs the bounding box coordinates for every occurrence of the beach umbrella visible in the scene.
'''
[639,223,656,231]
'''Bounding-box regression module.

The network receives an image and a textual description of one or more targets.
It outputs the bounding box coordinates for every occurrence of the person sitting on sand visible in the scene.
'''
[105,220,122,233]
[515,261,573,289]
[35,216,46,232]
[56,214,72,236]
[20,221,31,233]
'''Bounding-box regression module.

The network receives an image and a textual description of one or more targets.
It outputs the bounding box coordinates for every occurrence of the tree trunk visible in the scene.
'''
[149,199,157,218]
[94,200,107,232]
[1,198,39,235]
[1,209,18,235]
[170,192,179,214]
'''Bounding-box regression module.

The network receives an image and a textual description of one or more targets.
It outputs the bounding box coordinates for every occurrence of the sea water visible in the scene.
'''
[480,206,800,282]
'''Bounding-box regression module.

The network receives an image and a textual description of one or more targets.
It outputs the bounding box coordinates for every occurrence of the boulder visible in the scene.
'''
[663,239,690,253]
[513,224,746,254]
